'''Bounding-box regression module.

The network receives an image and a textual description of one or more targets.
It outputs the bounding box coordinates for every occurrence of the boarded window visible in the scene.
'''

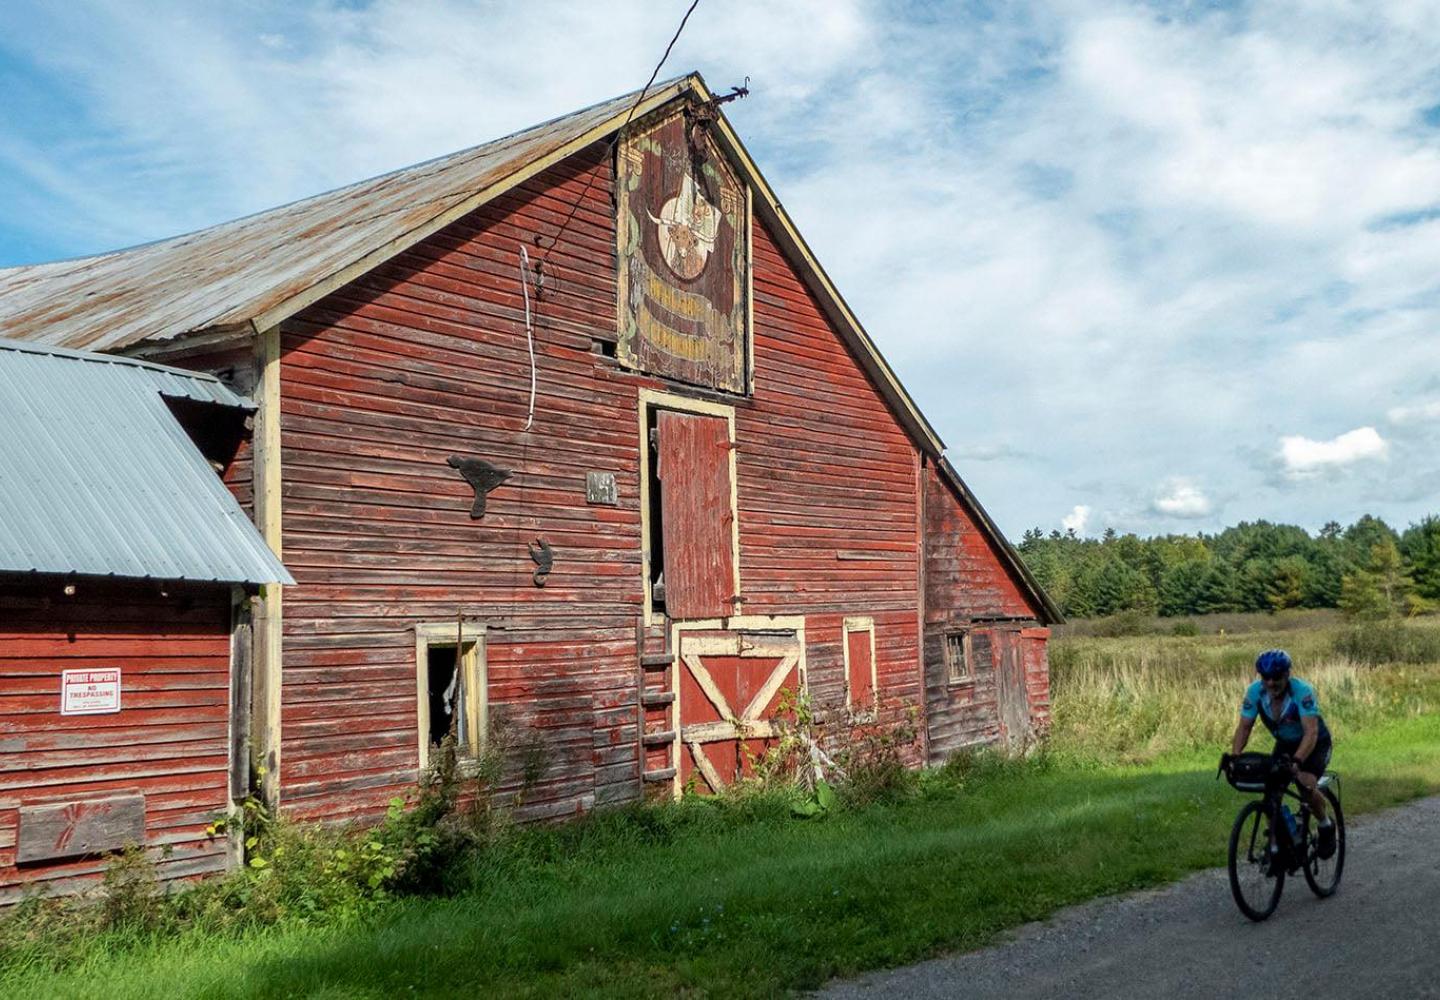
[655,409,736,620]
[415,624,486,770]
[844,617,877,714]
[945,631,972,684]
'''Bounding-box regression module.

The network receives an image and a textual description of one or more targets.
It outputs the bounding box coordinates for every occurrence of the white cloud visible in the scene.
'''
[1388,400,1440,425]
[1278,427,1389,479]
[1062,505,1091,535]
[1152,478,1212,518]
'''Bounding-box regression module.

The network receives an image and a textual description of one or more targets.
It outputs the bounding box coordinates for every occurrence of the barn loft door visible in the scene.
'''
[676,629,803,793]
[656,410,736,620]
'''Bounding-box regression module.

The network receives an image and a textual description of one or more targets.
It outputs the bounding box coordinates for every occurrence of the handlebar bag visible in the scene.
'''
[1227,751,1273,792]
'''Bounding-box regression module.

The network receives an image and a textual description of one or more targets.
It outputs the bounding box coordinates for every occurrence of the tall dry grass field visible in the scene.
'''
[1050,616,1440,763]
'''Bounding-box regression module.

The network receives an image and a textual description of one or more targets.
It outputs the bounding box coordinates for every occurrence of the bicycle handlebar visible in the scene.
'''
[1217,751,1296,785]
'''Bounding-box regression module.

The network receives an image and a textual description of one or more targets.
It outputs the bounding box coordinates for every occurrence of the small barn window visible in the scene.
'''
[414,623,486,771]
[945,631,972,685]
[843,617,877,716]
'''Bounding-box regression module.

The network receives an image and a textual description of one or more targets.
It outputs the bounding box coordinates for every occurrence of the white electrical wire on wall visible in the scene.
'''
[518,244,537,431]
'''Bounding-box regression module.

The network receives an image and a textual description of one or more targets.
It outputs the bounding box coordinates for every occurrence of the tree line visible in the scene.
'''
[1015,515,1440,620]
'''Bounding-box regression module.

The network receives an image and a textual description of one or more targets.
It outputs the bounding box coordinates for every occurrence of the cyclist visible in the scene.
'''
[1229,649,1337,859]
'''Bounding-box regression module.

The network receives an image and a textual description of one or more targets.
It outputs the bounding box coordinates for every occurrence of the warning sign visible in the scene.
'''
[61,669,122,716]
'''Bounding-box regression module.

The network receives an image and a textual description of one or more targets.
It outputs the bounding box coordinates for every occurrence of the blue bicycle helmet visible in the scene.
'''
[1255,649,1292,678]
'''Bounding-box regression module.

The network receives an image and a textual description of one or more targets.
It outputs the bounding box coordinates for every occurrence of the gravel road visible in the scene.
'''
[820,794,1440,1000]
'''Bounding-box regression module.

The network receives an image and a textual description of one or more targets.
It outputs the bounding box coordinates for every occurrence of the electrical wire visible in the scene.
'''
[537,0,702,265]
[518,0,703,433]
[518,244,537,430]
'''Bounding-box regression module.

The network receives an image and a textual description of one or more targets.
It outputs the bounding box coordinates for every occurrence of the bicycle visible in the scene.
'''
[1218,751,1346,921]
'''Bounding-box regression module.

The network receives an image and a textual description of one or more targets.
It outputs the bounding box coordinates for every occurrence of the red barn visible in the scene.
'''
[0,74,1059,847]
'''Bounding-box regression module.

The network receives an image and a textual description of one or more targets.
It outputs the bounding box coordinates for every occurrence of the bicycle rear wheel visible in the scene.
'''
[1229,800,1284,921]
[1303,786,1345,898]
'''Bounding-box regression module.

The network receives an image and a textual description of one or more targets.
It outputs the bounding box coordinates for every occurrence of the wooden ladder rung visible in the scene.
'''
[640,653,673,668]
[641,729,676,746]
[641,690,675,707]
[642,767,677,783]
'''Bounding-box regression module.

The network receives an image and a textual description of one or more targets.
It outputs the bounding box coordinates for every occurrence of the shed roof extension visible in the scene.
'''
[0,338,293,585]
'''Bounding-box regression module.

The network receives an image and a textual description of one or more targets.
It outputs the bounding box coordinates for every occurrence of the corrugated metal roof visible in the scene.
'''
[0,78,692,353]
[0,337,293,584]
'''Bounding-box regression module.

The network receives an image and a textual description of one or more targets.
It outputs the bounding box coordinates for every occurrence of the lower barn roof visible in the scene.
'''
[0,338,292,585]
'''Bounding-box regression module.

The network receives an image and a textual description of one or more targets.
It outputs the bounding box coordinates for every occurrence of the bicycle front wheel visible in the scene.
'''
[1303,786,1345,898]
[1229,800,1284,921]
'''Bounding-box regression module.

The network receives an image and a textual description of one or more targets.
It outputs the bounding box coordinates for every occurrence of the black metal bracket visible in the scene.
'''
[446,456,512,518]
[528,538,553,587]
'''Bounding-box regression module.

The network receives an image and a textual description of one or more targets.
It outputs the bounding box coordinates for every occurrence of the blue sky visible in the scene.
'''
[3,0,1439,539]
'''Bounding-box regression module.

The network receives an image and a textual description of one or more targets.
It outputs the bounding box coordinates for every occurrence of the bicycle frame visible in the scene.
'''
[1242,766,1339,857]
[1223,752,1344,920]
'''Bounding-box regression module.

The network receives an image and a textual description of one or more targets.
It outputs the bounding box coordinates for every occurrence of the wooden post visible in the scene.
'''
[251,325,284,810]
[228,586,253,869]
[916,452,929,763]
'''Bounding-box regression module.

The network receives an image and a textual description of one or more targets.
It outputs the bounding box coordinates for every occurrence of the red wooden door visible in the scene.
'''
[676,629,803,792]
[656,410,735,620]
[845,621,875,713]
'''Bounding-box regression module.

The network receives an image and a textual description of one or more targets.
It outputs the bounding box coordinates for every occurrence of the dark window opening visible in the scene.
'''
[163,397,249,474]
[592,337,618,358]
[426,645,461,749]
[646,411,667,615]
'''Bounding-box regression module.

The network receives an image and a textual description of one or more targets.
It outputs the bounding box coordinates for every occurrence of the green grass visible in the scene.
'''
[1050,616,1440,761]
[6,622,1440,998]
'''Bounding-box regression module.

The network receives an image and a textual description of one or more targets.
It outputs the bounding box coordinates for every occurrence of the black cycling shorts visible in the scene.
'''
[1274,737,1332,779]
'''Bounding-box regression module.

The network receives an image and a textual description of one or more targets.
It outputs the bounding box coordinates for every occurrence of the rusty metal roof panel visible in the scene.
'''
[0,80,687,352]
[0,337,293,584]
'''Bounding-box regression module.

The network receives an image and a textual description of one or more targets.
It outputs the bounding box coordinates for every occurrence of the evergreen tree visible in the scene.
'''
[1339,540,1413,619]
[1400,516,1440,601]
[1343,515,1399,567]
[1266,555,1309,611]
[1196,563,1239,613]
[1302,543,1345,608]
[1011,511,1435,620]
[1159,559,1209,616]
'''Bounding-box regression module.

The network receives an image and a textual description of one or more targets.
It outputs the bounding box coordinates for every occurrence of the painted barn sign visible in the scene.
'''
[616,107,749,393]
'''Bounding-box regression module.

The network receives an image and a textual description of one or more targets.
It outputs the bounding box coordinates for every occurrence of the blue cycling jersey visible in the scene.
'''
[1240,676,1330,744]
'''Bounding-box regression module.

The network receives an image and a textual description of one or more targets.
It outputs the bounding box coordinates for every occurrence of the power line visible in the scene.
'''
[535,0,703,270]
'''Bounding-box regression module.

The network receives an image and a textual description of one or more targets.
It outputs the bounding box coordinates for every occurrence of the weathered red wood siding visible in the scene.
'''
[276,145,643,822]
[0,576,233,901]
[740,221,923,737]
[922,465,1049,761]
[271,133,929,821]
